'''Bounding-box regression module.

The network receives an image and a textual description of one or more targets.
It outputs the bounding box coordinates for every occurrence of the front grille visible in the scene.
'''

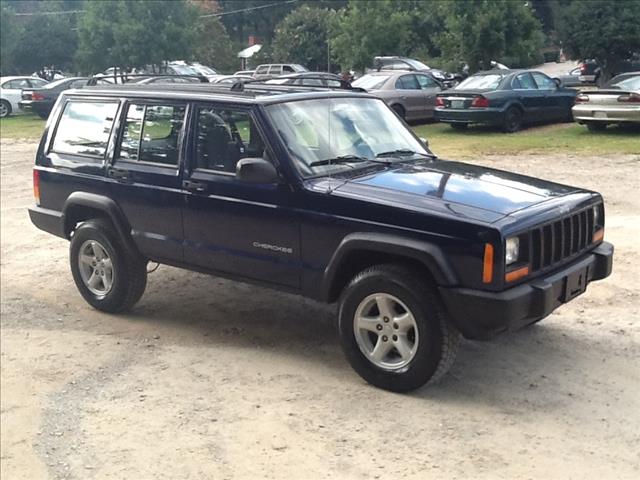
[528,206,596,273]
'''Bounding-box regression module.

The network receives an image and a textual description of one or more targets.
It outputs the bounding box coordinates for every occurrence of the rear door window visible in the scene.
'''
[513,73,538,90]
[395,75,420,90]
[117,103,186,166]
[51,101,119,157]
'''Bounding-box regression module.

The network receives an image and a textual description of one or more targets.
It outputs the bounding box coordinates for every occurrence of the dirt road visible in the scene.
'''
[1,138,639,479]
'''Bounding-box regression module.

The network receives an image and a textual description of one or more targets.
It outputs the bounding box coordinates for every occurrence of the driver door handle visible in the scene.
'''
[183,180,207,193]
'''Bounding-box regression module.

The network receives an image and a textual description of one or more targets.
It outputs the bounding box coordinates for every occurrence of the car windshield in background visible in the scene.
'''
[291,64,308,73]
[352,75,391,90]
[455,74,504,90]
[170,64,198,75]
[404,58,430,70]
[43,78,74,89]
[612,76,640,91]
[266,97,428,178]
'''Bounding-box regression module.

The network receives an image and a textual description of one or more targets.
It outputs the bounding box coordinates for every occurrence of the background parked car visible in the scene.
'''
[253,64,308,80]
[434,69,576,132]
[19,77,102,119]
[0,76,49,118]
[234,70,255,76]
[352,70,442,121]
[210,75,254,85]
[265,72,345,87]
[579,60,601,84]
[129,75,206,85]
[573,73,640,131]
[556,66,583,87]
[372,56,459,88]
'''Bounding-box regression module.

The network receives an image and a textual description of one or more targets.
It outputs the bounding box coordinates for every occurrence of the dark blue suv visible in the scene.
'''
[29,82,613,392]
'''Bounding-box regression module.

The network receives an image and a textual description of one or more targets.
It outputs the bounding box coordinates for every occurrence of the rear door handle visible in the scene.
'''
[183,180,207,193]
[108,168,132,182]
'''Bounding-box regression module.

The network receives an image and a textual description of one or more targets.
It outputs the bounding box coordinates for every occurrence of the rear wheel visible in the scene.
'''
[502,106,523,133]
[338,264,461,392]
[450,123,468,131]
[70,219,147,313]
[0,100,11,118]
[586,122,607,131]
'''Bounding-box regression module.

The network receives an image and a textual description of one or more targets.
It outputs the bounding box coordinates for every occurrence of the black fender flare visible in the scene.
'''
[62,192,141,258]
[321,232,458,301]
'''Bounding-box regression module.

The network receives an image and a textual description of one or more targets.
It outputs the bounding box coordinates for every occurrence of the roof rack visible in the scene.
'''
[86,73,208,86]
[230,75,365,93]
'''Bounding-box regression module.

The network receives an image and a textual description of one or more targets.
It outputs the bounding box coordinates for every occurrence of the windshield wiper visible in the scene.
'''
[376,149,434,159]
[308,155,371,168]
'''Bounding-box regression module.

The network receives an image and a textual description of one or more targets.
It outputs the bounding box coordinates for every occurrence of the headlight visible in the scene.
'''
[593,205,601,227]
[505,237,520,265]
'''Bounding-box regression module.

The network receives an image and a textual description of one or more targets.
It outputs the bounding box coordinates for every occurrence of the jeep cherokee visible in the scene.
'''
[29,82,613,392]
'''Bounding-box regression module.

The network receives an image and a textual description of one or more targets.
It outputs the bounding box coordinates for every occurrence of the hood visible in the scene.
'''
[329,159,581,223]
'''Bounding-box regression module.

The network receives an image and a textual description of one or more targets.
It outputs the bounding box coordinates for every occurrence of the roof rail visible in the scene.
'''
[230,75,365,93]
[86,73,208,86]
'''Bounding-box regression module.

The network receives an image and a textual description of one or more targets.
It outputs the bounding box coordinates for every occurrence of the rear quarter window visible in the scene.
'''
[51,101,119,158]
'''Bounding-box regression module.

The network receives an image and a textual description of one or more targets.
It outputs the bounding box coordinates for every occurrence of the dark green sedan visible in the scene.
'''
[434,69,577,132]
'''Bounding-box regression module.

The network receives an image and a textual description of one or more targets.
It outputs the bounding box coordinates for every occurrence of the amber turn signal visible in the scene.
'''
[593,228,604,243]
[482,243,494,283]
[505,265,530,283]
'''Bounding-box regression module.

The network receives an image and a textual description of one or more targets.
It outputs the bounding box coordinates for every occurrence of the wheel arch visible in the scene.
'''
[322,233,458,303]
[63,192,141,258]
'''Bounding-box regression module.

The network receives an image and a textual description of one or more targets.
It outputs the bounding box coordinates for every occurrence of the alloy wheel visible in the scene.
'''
[353,293,419,371]
[78,240,115,296]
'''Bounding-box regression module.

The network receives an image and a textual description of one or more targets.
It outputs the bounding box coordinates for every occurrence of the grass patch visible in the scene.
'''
[0,114,46,140]
[413,122,640,158]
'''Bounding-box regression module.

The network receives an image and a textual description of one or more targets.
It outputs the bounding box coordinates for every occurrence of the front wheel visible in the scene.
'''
[338,264,461,392]
[70,219,147,313]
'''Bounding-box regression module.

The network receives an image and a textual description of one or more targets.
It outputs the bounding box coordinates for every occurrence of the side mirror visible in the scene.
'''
[554,77,563,88]
[236,157,279,184]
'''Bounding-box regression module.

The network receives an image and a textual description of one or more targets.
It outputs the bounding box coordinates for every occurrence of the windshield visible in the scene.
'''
[352,74,391,90]
[44,78,78,89]
[404,58,430,70]
[266,97,428,178]
[611,76,640,91]
[291,64,308,72]
[170,64,198,75]
[455,74,504,90]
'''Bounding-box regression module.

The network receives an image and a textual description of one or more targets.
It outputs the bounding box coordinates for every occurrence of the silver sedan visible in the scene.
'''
[573,74,640,130]
[352,71,442,122]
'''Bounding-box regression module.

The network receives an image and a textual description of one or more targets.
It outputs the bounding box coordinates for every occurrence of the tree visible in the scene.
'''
[76,0,198,74]
[192,13,238,72]
[1,2,78,75]
[437,0,544,73]
[272,5,335,71]
[330,0,415,71]
[558,0,640,84]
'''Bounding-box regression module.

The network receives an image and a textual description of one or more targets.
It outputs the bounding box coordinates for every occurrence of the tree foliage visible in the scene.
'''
[437,0,544,72]
[330,0,415,71]
[1,2,78,75]
[192,14,238,73]
[76,0,198,73]
[558,0,640,83]
[272,5,335,71]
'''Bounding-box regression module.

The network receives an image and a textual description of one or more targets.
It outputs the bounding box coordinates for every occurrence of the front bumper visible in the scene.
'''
[434,107,504,125]
[439,242,614,340]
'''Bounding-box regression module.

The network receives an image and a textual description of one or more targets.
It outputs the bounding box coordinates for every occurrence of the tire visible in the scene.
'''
[391,104,406,120]
[586,122,606,131]
[502,106,523,133]
[0,100,11,118]
[69,218,147,313]
[450,123,468,131]
[338,264,461,392]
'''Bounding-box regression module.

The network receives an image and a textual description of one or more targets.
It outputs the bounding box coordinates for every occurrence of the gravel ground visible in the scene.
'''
[1,138,639,480]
